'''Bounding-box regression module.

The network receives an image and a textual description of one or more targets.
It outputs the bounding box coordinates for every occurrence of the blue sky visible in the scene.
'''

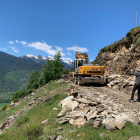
[0,0,140,62]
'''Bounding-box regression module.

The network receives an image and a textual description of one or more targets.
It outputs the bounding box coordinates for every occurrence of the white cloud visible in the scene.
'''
[15,40,19,43]
[21,41,27,45]
[90,59,93,62]
[14,49,19,53]
[16,40,27,45]
[67,45,89,52]
[56,46,63,51]
[8,46,20,53]
[0,48,7,50]
[61,57,73,62]
[27,41,65,56]
[8,41,14,44]
[67,53,71,55]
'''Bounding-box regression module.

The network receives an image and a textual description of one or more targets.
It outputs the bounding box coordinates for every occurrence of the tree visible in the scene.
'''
[12,89,27,100]
[40,51,64,84]
[27,71,40,90]
[51,51,64,80]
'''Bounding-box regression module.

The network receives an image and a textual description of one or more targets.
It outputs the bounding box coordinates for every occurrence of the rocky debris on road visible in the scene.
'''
[106,74,135,96]
[56,82,140,130]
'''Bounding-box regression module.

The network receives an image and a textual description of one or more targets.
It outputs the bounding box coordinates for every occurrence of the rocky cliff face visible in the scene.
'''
[94,27,140,76]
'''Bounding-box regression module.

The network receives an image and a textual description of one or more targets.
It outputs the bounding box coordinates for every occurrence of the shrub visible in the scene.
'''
[2,105,10,110]
[62,69,69,74]
[13,98,20,102]
[17,116,30,126]
[133,33,140,44]
[132,38,140,52]
[26,125,43,140]
[126,27,140,37]
[2,105,7,110]
[11,101,14,104]
[126,32,132,37]
[26,89,33,95]
[48,80,54,84]
[38,76,45,86]
[12,89,27,100]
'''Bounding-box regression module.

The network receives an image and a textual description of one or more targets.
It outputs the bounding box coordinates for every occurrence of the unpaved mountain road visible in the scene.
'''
[64,79,140,124]
[78,84,140,113]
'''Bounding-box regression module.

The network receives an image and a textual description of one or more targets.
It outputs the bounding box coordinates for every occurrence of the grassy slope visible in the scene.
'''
[0,82,140,140]
[100,27,140,53]
[0,103,8,110]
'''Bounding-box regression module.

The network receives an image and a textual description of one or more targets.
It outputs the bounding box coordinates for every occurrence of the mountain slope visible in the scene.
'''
[0,51,42,94]
[20,54,73,70]
[93,27,140,75]
[0,80,140,139]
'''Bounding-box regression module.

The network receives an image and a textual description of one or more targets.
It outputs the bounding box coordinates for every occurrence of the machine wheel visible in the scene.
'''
[77,76,82,86]
[74,77,77,84]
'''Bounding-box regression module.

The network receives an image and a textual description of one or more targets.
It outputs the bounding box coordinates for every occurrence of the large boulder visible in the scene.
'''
[115,115,125,130]
[62,100,79,111]
[56,117,70,124]
[86,111,97,121]
[59,96,74,106]
[66,111,86,118]
[69,117,86,126]
[102,118,116,130]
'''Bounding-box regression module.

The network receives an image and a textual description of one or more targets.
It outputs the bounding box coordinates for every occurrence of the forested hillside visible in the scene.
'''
[0,51,42,103]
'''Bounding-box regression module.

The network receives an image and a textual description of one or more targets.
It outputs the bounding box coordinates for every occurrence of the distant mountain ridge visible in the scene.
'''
[20,54,73,70]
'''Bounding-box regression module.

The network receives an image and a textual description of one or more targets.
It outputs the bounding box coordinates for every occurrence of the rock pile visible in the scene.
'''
[106,74,135,95]
[56,82,140,130]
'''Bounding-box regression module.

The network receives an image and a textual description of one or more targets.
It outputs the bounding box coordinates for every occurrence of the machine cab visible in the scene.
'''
[74,59,85,72]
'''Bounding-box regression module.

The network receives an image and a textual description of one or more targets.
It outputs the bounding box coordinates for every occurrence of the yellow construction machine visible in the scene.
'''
[70,52,106,85]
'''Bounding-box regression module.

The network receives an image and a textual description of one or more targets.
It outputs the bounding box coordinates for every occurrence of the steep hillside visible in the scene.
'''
[1,80,140,140]
[93,27,140,75]
[0,51,42,102]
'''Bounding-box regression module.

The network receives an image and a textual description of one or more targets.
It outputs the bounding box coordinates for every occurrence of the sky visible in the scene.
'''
[0,0,140,62]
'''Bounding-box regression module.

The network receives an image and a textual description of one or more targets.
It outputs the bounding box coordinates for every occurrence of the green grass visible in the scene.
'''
[126,27,140,37]
[1,81,140,140]
[132,37,140,52]
[101,27,140,53]
[0,103,9,109]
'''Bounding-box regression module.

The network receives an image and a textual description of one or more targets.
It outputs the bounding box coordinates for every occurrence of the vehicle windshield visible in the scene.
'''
[78,60,85,66]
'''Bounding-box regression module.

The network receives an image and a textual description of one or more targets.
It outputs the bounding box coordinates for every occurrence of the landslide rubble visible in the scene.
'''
[106,73,135,95]
[56,80,140,130]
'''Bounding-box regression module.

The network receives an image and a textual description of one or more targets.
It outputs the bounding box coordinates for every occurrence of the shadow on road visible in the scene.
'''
[82,83,107,87]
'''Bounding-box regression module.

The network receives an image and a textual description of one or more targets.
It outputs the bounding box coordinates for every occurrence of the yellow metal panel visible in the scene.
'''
[76,66,104,76]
